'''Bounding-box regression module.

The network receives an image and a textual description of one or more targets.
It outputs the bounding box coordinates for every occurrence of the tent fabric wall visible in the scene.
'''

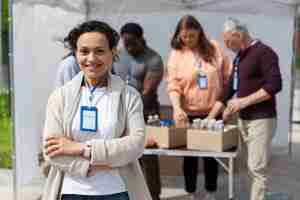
[12,0,297,185]
[12,2,85,185]
[13,0,299,16]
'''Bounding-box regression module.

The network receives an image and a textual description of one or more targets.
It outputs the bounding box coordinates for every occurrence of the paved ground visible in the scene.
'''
[159,130,300,200]
[1,125,300,200]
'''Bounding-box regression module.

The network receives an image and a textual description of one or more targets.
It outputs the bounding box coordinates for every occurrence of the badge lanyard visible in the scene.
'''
[233,56,240,91]
[232,40,257,91]
[126,64,133,85]
[80,79,107,133]
[195,56,208,89]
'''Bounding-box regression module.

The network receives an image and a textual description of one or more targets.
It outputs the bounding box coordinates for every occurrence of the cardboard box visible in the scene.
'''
[145,125,187,148]
[187,125,239,152]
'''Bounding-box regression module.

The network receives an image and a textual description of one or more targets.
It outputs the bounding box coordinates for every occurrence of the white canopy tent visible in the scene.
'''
[10,0,300,194]
[11,0,300,16]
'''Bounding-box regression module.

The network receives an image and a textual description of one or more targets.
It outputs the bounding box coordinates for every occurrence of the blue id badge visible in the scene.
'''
[233,68,238,91]
[197,74,208,89]
[80,106,98,132]
[232,56,240,91]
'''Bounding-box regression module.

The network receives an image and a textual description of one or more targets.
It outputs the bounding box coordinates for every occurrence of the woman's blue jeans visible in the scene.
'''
[61,192,130,200]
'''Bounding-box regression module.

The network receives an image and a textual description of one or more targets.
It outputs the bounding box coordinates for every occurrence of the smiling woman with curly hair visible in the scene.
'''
[42,20,151,200]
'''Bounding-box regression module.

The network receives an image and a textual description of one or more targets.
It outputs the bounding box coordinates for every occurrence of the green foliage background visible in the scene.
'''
[2,0,9,65]
[0,0,11,168]
[0,90,11,168]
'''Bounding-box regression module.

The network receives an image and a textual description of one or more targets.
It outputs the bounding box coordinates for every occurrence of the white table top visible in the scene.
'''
[144,148,238,158]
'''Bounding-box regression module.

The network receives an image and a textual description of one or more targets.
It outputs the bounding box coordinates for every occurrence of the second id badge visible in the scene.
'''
[233,68,238,91]
[80,106,98,132]
[197,74,208,89]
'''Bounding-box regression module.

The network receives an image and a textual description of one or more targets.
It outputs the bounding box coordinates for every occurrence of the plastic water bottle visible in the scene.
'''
[201,118,209,129]
[214,120,224,133]
[147,115,154,125]
[160,119,174,127]
[147,114,161,126]
[192,119,199,129]
[153,114,160,126]
[207,119,216,130]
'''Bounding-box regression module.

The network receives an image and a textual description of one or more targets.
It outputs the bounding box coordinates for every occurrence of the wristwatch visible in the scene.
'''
[83,141,92,159]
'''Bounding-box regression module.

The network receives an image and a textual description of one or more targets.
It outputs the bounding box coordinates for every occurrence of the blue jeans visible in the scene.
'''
[61,192,130,200]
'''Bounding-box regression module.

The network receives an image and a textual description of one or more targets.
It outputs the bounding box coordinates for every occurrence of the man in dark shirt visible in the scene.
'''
[114,23,163,118]
[113,23,164,200]
[210,18,282,200]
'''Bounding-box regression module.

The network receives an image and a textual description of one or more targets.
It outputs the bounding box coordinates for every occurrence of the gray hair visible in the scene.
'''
[223,17,248,34]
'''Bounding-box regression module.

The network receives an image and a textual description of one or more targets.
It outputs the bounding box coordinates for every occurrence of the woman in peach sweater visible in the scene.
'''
[167,15,232,200]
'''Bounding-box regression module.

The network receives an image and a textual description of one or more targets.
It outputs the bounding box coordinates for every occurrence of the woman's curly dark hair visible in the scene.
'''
[64,20,120,51]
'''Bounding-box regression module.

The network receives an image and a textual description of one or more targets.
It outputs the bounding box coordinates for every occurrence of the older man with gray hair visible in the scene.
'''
[210,18,282,200]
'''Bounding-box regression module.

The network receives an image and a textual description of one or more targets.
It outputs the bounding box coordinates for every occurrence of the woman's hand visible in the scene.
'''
[173,106,189,127]
[145,136,158,148]
[44,136,84,158]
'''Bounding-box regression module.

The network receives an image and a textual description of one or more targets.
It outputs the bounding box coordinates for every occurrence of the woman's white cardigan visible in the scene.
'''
[42,71,152,200]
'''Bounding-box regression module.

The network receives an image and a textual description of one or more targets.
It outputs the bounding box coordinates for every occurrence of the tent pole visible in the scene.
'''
[289,4,299,157]
[0,1,2,66]
[85,0,90,21]
[8,0,17,199]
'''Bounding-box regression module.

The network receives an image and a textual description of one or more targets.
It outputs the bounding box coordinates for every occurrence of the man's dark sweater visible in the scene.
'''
[222,41,282,120]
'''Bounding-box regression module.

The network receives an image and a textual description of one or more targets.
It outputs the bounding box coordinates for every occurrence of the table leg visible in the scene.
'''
[229,157,234,199]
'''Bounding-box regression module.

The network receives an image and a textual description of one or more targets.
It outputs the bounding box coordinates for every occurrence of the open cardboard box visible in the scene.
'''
[145,125,187,149]
[187,125,239,152]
